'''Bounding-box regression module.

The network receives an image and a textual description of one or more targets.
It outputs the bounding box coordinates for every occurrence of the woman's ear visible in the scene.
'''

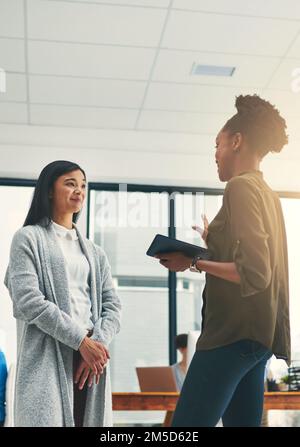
[233,132,242,151]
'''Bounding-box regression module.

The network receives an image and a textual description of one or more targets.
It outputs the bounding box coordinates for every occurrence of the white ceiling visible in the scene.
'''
[1,0,300,158]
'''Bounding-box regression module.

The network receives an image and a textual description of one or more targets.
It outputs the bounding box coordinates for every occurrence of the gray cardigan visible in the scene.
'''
[4,221,121,427]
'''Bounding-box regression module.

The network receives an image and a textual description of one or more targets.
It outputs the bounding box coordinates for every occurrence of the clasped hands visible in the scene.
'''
[75,336,110,390]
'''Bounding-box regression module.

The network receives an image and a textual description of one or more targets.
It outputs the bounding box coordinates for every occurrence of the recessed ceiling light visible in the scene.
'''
[190,63,236,77]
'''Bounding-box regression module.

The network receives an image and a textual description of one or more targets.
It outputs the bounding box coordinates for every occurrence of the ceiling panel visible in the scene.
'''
[144,83,261,113]
[263,88,300,118]
[173,0,300,20]
[0,102,27,124]
[0,38,25,72]
[153,49,280,87]
[286,34,300,58]
[267,58,300,90]
[139,110,227,134]
[27,0,166,46]
[0,0,300,168]
[0,0,24,38]
[29,75,146,108]
[31,104,137,129]
[0,121,216,155]
[0,73,27,102]
[64,0,170,7]
[282,116,300,143]
[28,40,155,79]
[162,10,300,56]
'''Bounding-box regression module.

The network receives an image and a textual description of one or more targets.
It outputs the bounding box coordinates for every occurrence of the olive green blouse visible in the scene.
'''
[196,170,291,365]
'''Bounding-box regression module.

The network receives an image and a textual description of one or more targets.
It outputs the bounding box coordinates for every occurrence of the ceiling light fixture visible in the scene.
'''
[190,63,235,77]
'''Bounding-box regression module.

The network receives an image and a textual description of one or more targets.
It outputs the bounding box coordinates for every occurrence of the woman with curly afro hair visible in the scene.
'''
[156,94,290,427]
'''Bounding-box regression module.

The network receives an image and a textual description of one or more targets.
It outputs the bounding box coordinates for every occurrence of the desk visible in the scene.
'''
[112,392,300,426]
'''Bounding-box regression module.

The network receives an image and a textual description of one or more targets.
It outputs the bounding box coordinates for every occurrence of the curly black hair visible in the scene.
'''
[223,94,288,157]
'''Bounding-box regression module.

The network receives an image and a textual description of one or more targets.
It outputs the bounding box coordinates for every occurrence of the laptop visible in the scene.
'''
[136,366,178,392]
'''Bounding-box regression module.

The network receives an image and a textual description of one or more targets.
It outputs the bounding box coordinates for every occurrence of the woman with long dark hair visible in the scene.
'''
[4,160,121,427]
[155,94,291,427]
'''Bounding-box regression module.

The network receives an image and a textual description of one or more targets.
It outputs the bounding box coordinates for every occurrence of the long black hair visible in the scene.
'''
[24,160,86,227]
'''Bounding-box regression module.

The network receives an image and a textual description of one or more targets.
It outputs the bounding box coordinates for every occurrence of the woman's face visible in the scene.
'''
[50,169,86,215]
[215,129,237,182]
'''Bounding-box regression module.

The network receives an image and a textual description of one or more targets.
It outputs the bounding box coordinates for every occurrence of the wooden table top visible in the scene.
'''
[112,392,300,411]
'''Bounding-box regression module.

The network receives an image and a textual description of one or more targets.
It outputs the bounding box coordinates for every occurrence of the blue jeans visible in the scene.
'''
[172,339,272,427]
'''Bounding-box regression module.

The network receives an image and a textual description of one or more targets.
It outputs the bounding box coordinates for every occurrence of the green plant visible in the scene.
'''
[280,375,291,385]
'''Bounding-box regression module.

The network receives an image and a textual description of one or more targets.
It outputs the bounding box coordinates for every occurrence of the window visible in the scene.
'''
[0,183,34,365]
[88,185,225,426]
[281,198,300,360]
[89,188,169,426]
[89,184,222,425]
[267,197,300,427]
[175,193,223,337]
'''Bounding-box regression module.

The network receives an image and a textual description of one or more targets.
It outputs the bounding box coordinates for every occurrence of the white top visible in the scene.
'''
[52,221,93,332]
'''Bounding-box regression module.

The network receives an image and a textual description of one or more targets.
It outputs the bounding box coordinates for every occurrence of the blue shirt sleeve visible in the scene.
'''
[0,351,8,422]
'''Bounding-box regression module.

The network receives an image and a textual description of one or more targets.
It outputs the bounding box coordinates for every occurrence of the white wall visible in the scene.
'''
[0,123,299,192]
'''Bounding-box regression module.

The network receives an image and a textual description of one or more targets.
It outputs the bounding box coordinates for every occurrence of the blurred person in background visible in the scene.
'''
[171,334,188,391]
[0,349,8,427]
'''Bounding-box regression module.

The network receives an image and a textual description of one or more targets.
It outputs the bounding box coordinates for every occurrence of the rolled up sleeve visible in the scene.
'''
[225,178,272,297]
